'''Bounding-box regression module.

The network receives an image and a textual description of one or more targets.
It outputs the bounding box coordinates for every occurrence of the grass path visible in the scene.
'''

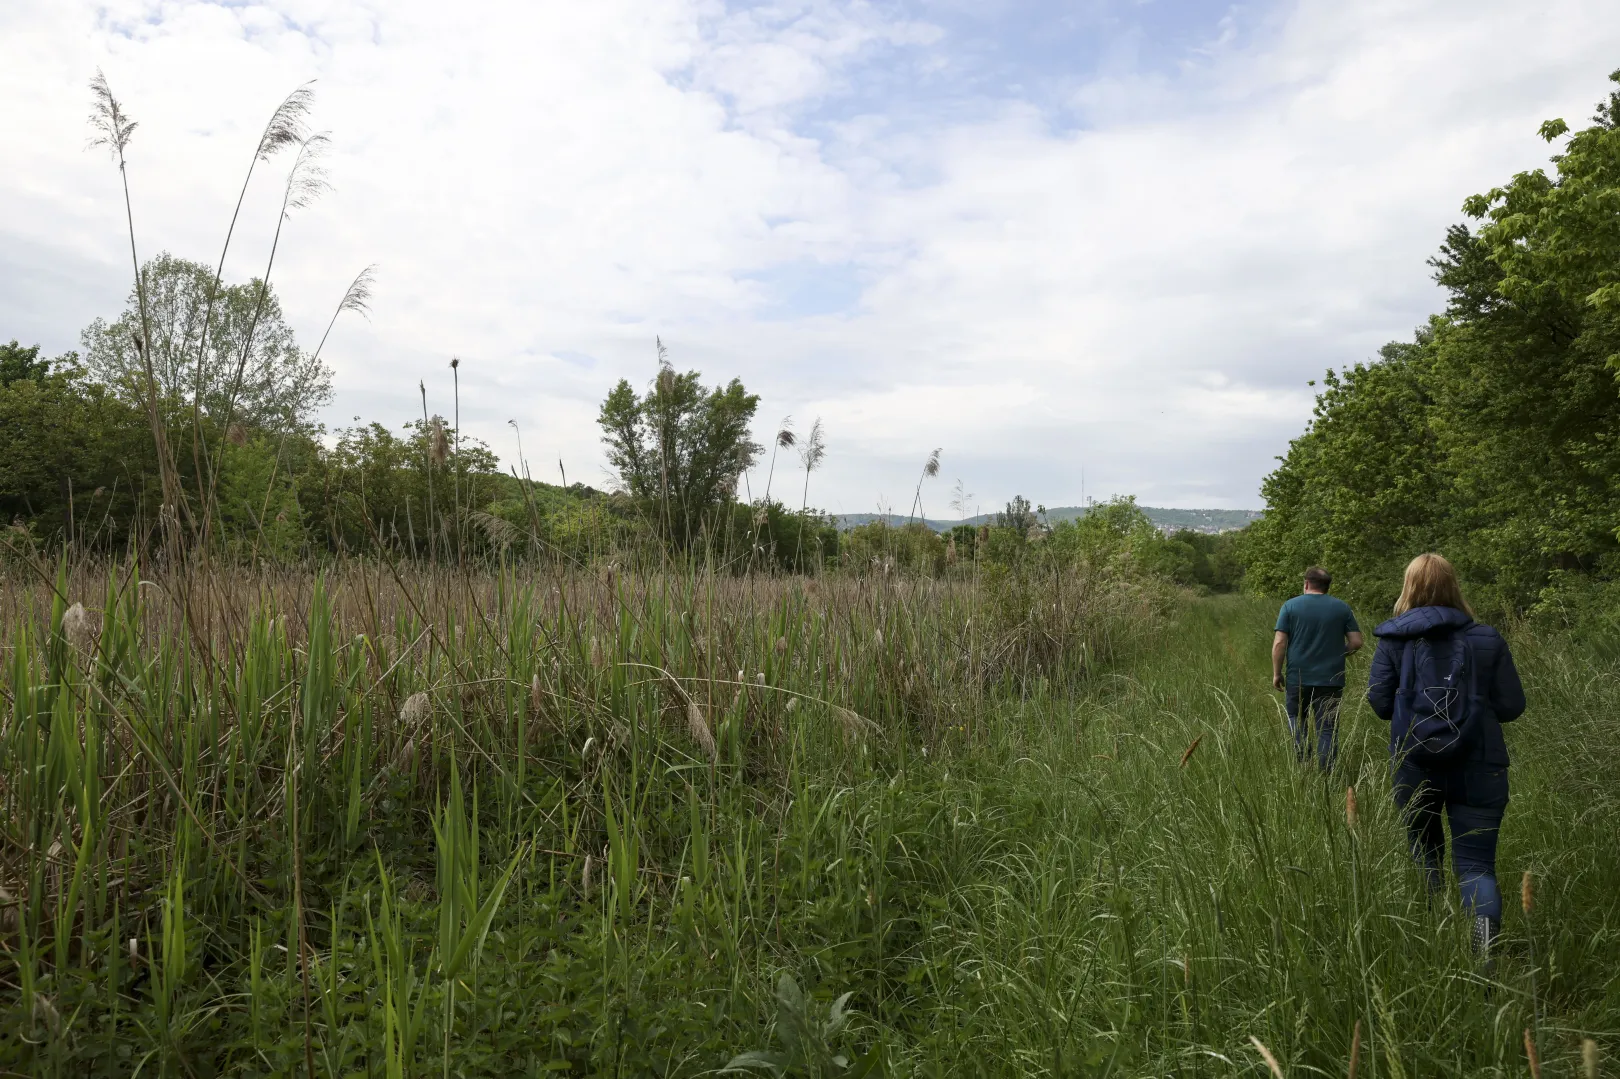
[834,594,1619,1075]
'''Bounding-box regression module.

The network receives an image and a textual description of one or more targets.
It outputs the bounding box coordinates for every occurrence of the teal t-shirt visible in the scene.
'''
[1275,593,1360,687]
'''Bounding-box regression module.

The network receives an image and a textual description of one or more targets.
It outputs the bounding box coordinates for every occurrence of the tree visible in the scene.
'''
[80,252,331,431]
[1,341,54,386]
[1246,68,1620,613]
[997,495,1038,538]
[597,346,761,550]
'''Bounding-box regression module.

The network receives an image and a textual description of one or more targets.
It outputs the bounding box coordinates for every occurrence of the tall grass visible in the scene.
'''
[0,555,1166,1074]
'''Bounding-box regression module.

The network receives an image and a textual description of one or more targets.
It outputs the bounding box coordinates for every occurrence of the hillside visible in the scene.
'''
[835,506,1262,535]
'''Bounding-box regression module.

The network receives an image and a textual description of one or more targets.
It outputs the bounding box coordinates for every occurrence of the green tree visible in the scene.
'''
[0,352,157,545]
[598,347,761,550]
[1,341,54,386]
[1246,69,1620,613]
[81,252,332,431]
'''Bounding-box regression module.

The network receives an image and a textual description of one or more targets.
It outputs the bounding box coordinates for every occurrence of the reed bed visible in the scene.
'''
[0,568,1613,1075]
[0,556,1167,1075]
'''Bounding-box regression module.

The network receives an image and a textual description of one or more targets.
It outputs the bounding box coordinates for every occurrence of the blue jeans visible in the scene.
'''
[1285,683,1341,769]
[1392,762,1509,921]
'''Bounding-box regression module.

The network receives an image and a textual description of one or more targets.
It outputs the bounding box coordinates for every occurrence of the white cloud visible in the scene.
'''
[2,0,1618,515]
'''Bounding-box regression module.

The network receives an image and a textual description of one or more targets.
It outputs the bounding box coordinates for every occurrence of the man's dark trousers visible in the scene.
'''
[1285,683,1341,769]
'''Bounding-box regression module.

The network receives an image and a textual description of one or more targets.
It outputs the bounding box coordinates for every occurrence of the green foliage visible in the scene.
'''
[841,520,945,575]
[80,252,332,429]
[598,351,762,550]
[0,340,54,386]
[0,356,158,547]
[1248,71,1620,614]
[4,572,1612,1074]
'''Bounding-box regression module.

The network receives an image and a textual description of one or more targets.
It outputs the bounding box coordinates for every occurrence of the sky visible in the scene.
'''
[3,1,1619,518]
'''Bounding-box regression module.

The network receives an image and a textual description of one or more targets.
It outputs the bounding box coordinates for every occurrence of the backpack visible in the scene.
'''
[1394,629,1482,767]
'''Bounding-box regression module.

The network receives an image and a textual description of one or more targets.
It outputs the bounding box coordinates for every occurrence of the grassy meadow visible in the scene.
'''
[0,560,1616,1076]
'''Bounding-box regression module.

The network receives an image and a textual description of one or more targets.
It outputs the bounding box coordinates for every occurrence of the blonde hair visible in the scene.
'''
[1394,552,1474,616]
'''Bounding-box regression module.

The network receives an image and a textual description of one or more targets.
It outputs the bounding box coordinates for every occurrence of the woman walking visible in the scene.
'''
[1366,553,1525,955]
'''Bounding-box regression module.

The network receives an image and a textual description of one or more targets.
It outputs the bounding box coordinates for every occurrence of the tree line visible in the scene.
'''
[1244,69,1620,620]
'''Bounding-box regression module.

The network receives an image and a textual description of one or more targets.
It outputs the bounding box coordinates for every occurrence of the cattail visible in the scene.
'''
[1345,785,1359,830]
[226,422,247,447]
[529,673,543,715]
[687,700,716,759]
[61,602,98,653]
[128,937,140,969]
[1249,1036,1284,1079]
[1522,870,1534,916]
[755,671,765,685]
[589,635,604,671]
[400,691,430,727]
[1348,1020,1361,1079]
[1179,735,1202,768]
[581,854,595,898]
[1525,1028,1542,1079]
[1583,1038,1599,1079]
[775,636,787,655]
[429,418,448,466]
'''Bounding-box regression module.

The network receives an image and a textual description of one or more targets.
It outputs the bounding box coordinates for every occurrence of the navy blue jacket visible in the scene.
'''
[1366,606,1526,767]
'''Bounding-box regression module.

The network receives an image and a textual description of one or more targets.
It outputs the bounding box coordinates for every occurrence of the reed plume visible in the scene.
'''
[1179,735,1202,768]
[1249,1035,1284,1079]
[310,264,375,365]
[61,602,98,653]
[206,130,333,536]
[430,419,449,467]
[1584,1038,1599,1079]
[1348,1020,1361,1079]
[686,701,716,759]
[909,448,942,523]
[401,691,431,727]
[88,71,186,525]
[589,635,604,671]
[190,82,314,520]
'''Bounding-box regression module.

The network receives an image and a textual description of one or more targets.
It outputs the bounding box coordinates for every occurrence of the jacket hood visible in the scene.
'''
[1374,605,1474,640]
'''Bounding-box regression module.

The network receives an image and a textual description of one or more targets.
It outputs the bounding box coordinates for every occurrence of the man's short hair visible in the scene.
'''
[1303,567,1332,592]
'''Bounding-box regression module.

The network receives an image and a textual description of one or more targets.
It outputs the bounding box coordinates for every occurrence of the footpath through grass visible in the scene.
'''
[861,594,1620,1076]
[4,584,1617,1076]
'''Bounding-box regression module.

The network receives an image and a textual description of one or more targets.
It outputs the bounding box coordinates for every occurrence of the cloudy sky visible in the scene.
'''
[3,1,1618,517]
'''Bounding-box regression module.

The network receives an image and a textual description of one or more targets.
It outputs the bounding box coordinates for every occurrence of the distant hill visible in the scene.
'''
[834,506,1262,535]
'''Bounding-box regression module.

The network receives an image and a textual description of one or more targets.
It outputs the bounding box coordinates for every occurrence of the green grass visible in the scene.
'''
[0,567,1614,1076]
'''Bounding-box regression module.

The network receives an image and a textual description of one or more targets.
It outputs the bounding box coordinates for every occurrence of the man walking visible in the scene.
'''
[1272,567,1363,769]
